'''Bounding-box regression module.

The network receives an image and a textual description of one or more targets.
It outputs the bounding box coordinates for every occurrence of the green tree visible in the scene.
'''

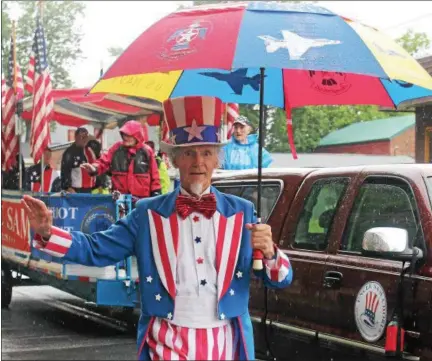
[266,106,409,153]
[396,29,431,57]
[107,46,124,58]
[1,2,12,56]
[2,1,86,88]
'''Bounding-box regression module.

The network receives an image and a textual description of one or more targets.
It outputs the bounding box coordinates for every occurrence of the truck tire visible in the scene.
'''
[1,265,13,308]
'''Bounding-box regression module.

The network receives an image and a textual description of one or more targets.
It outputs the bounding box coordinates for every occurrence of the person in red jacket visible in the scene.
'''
[81,120,161,200]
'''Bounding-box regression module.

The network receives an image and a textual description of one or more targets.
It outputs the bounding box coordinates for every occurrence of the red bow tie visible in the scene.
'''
[175,193,217,219]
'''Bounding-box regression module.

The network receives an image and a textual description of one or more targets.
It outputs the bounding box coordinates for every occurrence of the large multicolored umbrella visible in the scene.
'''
[91,2,432,106]
[89,1,432,219]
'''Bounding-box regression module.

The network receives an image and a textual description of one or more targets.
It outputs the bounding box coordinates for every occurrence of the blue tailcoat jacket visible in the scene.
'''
[56,187,293,360]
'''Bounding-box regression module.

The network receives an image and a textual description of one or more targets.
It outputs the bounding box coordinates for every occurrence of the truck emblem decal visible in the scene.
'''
[362,291,380,327]
[354,281,387,343]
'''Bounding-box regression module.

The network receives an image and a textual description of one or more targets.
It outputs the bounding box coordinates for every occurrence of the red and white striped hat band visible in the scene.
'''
[161,96,225,149]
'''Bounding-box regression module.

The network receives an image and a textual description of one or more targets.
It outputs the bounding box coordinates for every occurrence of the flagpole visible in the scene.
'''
[100,60,104,78]
[39,0,45,194]
[222,103,228,143]
[38,0,43,20]
[12,20,23,192]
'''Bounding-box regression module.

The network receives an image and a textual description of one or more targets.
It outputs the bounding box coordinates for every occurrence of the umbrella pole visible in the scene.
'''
[252,68,266,271]
[257,67,265,222]
[257,67,277,361]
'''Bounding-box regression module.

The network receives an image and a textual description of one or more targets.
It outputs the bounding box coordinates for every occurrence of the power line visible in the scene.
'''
[383,13,432,30]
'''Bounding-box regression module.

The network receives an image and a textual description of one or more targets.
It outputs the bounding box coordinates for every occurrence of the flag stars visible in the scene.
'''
[229,289,235,296]
[220,313,226,320]
[155,294,162,301]
[167,312,173,320]
[200,279,207,286]
[146,276,153,283]
[194,237,202,244]
[184,119,206,141]
[196,257,204,264]
[236,271,243,279]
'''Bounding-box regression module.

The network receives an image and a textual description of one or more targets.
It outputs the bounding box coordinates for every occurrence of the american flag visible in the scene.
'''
[27,16,53,164]
[225,103,239,139]
[2,36,24,171]
[1,74,6,108]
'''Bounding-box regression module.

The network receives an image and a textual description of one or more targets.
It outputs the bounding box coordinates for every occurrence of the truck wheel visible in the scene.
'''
[1,266,13,308]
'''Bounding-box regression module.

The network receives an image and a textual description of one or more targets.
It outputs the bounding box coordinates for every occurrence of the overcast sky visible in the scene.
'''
[68,1,432,88]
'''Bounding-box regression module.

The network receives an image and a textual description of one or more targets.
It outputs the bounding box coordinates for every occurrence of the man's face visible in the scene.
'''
[233,123,251,143]
[75,131,89,147]
[122,134,138,147]
[43,150,52,165]
[174,145,219,195]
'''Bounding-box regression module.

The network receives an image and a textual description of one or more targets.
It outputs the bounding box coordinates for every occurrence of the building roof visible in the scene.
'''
[417,55,432,76]
[269,152,414,168]
[318,115,415,147]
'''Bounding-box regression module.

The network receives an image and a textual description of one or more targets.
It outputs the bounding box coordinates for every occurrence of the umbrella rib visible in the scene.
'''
[168,70,184,99]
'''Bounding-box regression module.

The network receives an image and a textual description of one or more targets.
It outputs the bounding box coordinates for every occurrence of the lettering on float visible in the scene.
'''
[4,206,27,239]
[49,206,79,232]
[49,206,78,220]
[1,201,30,251]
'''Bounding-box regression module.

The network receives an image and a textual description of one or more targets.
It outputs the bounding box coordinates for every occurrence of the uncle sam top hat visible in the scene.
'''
[160,96,227,153]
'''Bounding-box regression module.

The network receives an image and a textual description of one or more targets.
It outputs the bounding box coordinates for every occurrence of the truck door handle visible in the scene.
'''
[323,271,343,289]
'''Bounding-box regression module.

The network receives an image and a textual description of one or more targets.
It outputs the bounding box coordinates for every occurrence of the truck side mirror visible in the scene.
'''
[361,227,423,262]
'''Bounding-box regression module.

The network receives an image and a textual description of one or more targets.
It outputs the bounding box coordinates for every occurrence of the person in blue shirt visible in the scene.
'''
[222,115,273,170]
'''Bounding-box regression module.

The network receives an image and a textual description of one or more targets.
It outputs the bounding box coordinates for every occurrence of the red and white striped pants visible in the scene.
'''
[146,318,240,360]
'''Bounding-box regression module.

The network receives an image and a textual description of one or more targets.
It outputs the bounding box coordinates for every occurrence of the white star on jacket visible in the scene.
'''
[184,119,206,141]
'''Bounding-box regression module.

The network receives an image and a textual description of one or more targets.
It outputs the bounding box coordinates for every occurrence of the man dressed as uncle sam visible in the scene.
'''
[22,95,293,361]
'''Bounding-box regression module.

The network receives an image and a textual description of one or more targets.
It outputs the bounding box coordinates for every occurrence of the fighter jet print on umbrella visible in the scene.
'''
[199,68,264,95]
[258,30,341,61]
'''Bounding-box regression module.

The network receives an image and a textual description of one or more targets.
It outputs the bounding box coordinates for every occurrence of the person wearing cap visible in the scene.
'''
[26,148,61,193]
[60,127,97,193]
[145,140,170,194]
[21,95,292,361]
[81,120,161,200]
[222,115,273,170]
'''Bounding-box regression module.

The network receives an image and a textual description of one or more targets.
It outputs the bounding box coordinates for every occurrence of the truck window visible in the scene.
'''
[341,178,420,253]
[294,178,348,251]
[213,182,282,222]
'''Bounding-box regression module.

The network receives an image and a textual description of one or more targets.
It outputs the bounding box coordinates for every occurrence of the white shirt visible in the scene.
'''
[171,186,227,328]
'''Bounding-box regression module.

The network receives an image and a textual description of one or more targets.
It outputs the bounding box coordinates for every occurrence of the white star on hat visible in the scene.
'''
[184,119,206,142]
[155,294,162,301]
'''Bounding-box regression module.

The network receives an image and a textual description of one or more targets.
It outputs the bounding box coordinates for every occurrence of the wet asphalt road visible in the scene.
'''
[1,285,374,361]
[1,285,138,360]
